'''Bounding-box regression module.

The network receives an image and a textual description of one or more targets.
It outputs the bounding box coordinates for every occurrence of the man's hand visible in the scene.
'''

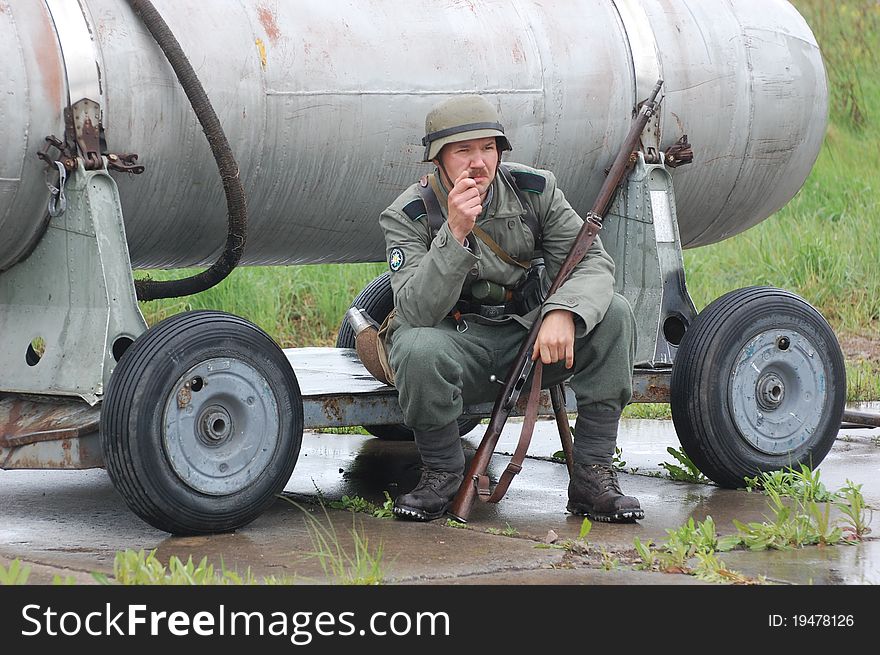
[532,309,576,368]
[447,169,482,245]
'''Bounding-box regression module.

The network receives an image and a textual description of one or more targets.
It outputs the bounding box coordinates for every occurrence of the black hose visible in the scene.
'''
[127,0,247,301]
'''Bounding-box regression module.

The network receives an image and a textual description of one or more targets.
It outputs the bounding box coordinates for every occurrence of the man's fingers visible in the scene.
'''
[534,339,575,366]
[450,188,482,222]
[453,171,476,193]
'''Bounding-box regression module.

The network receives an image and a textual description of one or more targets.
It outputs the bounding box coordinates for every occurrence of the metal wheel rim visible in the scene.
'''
[163,357,280,495]
[729,328,826,455]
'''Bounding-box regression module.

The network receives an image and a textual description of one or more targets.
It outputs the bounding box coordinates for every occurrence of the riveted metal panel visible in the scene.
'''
[0,0,826,269]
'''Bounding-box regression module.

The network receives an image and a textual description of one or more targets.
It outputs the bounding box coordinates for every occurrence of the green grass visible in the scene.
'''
[622,403,671,420]
[845,360,880,403]
[138,263,386,348]
[631,468,872,582]
[137,1,879,399]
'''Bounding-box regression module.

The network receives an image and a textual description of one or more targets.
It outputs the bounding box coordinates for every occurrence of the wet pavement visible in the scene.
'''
[1,402,878,587]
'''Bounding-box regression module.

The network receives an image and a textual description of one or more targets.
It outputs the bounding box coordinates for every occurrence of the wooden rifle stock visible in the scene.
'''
[447,79,664,522]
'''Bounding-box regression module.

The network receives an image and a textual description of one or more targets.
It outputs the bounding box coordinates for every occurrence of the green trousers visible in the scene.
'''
[388,294,636,465]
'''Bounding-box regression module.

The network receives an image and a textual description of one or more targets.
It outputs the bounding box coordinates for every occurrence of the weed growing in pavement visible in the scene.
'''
[1,552,291,586]
[744,464,834,502]
[0,559,31,585]
[807,498,843,547]
[598,547,620,571]
[612,446,629,472]
[634,515,760,583]
[692,550,763,585]
[659,447,711,484]
[486,523,519,537]
[578,517,592,540]
[632,538,656,571]
[282,498,388,585]
[656,516,738,572]
[445,519,468,529]
[732,487,837,550]
[555,518,594,556]
[329,492,395,519]
[635,469,873,582]
[92,549,293,585]
[739,465,872,544]
[305,517,386,585]
[836,480,873,541]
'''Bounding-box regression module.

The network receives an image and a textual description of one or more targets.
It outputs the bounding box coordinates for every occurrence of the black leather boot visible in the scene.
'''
[567,463,644,522]
[393,468,463,521]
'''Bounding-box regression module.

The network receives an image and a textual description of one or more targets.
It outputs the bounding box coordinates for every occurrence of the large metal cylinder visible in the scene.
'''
[0,0,827,271]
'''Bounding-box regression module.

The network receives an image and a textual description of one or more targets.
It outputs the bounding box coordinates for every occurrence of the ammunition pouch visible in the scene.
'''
[456,258,549,319]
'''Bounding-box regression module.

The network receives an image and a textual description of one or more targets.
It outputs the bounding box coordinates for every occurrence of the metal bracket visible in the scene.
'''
[0,161,148,404]
[70,98,105,170]
[601,153,697,367]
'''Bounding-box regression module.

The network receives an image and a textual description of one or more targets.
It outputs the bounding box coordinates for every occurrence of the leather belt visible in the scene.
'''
[454,300,519,319]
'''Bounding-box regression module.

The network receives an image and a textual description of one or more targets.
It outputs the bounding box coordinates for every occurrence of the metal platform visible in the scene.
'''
[5,343,875,469]
[0,347,672,469]
[291,347,672,428]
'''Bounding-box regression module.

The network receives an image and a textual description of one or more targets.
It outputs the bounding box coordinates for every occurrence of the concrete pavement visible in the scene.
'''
[1,404,878,586]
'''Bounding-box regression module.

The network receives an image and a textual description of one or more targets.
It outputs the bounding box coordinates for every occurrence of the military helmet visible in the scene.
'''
[421,95,512,162]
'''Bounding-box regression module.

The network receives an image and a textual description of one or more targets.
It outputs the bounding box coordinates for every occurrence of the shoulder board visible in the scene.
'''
[510,170,546,194]
[402,198,427,221]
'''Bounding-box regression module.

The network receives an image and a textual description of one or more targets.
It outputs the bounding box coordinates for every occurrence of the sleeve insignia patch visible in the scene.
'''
[389,247,405,272]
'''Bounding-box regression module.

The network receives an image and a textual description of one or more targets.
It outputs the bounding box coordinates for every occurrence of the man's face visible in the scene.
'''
[434,136,500,199]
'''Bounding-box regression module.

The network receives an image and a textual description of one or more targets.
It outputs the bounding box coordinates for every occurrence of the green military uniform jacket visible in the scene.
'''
[378,162,615,343]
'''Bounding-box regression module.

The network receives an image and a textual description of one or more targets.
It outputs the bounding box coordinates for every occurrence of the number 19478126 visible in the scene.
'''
[769,614,854,627]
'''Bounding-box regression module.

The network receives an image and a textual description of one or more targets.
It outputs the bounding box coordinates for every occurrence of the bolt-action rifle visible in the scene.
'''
[447,79,664,522]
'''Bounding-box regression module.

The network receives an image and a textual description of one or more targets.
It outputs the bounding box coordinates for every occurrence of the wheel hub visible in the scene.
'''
[755,372,785,411]
[198,405,233,444]
[163,357,280,496]
[729,329,825,455]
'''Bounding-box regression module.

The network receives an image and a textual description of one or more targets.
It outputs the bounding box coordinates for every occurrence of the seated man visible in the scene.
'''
[378,95,642,524]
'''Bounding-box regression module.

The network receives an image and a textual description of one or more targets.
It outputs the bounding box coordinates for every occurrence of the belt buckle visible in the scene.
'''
[479,304,506,319]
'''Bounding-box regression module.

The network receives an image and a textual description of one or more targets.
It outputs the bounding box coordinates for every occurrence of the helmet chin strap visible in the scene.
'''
[434,159,453,192]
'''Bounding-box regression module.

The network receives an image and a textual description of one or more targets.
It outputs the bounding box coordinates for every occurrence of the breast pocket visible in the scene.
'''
[505,217,536,261]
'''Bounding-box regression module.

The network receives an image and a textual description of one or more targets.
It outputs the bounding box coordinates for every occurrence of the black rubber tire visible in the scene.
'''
[101,311,303,535]
[670,286,846,488]
[337,272,481,441]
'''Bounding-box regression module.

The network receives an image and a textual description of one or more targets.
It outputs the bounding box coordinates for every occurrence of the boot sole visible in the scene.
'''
[392,503,449,522]
[566,502,644,523]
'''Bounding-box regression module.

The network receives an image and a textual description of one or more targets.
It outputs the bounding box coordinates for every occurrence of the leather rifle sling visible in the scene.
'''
[477,360,543,503]
[419,174,444,235]
[472,225,530,269]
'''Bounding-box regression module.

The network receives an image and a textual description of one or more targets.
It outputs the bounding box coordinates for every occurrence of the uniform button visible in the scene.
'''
[508,220,516,229]
[469,266,479,277]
